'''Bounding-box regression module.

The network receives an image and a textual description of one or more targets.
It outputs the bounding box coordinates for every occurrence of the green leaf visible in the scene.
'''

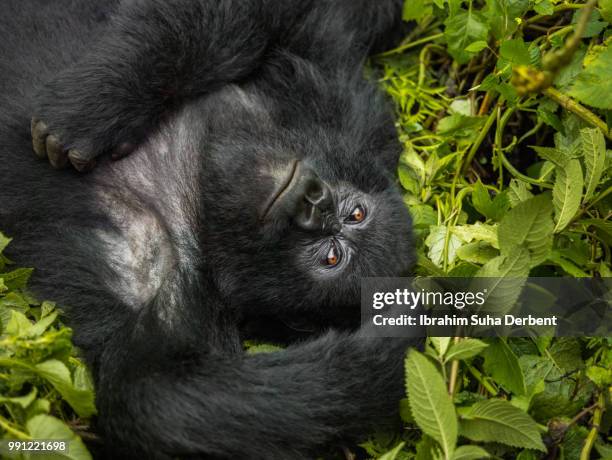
[586,365,612,386]
[444,339,488,363]
[600,0,612,22]
[465,41,488,53]
[483,339,526,395]
[537,105,564,133]
[34,360,97,418]
[552,159,583,232]
[459,399,546,451]
[472,181,509,221]
[473,249,530,314]
[431,337,452,358]
[403,0,432,21]
[26,414,92,460]
[534,0,554,15]
[531,146,572,168]
[400,397,415,423]
[499,38,531,67]
[451,445,491,460]
[444,9,490,64]
[580,127,606,201]
[0,267,34,291]
[485,0,530,39]
[378,442,406,460]
[0,388,37,408]
[452,223,499,248]
[507,180,533,207]
[406,350,458,459]
[0,232,11,254]
[456,241,498,264]
[498,194,554,266]
[547,251,589,277]
[425,225,464,267]
[569,44,612,109]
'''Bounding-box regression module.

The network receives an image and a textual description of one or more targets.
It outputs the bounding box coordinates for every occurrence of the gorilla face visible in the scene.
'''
[200,119,414,316]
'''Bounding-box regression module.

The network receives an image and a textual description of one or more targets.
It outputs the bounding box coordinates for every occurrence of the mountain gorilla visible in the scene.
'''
[0,0,417,458]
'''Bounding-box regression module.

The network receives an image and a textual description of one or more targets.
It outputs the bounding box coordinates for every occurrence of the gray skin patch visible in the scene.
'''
[92,113,201,313]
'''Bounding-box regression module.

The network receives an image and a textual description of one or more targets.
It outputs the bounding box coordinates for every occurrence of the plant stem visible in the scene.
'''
[466,364,498,396]
[0,415,30,440]
[525,3,587,25]
[448,337,461,395]
[462,102,498,174]
[544,88,612,141]
[580,392,605,460]
[376,33,444,57]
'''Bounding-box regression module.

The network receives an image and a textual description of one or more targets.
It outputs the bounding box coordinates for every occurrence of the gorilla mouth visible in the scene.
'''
[260,159,300,220]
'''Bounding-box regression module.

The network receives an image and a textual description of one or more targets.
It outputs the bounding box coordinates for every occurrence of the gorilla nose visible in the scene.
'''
[261,161,335,232]
[293,171,335,232]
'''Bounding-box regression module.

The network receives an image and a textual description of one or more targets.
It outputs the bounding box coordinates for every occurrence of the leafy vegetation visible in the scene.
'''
[358,0,611,457]
[1,0,612,458]
[0,234,94,460]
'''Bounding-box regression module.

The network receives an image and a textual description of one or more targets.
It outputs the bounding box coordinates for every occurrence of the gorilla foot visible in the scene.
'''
[31,118,96,172]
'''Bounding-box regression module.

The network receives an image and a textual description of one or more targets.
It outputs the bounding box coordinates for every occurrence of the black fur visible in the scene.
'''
[0,1,417,458]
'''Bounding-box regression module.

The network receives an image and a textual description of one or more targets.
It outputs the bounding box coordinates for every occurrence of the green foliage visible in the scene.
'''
[364,0,612,458]
[0,234,93,460]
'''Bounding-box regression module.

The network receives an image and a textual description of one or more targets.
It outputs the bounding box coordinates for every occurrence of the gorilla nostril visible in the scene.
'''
[304,180,324,204]
[295,202,322,231]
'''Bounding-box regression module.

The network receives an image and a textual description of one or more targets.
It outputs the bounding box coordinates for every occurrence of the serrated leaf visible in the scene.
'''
[569,44,612,109]
[473,250,530,314]
[431,337,452,358]
[507,180,533,207]
[452,223,499,248]
[26,415,92,460]
[379,442,406,460]
[0,267,33,291]
[498,194,554,266]
[444,339,488,362]
[444,9,489,64]
[451,445,491,460]
[404,0,432,21]
[552,159,583,232]
[426,225,464,267]
[580,128,606,201]
[531,146,572,167]
[406,350,458,459]
[456,241,498,264]
[483,340,526,395]
[499,39,531,67]
[35,360,97,418]
[460,399,546,451]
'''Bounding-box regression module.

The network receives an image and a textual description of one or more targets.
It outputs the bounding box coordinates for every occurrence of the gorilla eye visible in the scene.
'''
[347,205,366,223]
[325,241,341,266]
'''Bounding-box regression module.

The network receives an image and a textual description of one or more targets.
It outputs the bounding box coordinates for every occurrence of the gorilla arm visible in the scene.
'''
[31,0,402,169]
[96,307,412,460]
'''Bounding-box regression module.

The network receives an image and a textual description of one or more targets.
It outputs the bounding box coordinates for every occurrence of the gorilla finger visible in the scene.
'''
[46,135,68,169]
[31,118,49,159]
[68,150,96,172]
